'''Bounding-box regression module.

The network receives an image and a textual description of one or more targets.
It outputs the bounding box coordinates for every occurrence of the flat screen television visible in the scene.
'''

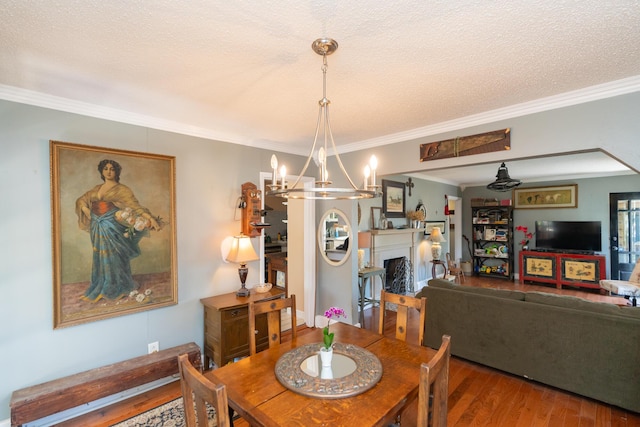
[535,220,602,254]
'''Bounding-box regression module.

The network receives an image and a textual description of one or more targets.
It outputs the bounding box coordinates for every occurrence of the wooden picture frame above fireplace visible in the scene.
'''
[382,179,405,218]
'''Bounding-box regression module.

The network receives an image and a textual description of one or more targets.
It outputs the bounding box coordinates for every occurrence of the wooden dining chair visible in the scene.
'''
[178,353,231,427]
[417,334,451,426]
[248,294,297,355]
[446,252,465,283]
[378,290,427,346]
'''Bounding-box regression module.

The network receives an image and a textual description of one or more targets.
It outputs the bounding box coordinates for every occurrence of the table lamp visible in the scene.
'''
[226,234,259,297]
[429,227,446,261]
[358,231,372,270]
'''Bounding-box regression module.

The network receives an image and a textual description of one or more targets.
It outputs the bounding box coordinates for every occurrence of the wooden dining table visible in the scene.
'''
[205,322,437,426]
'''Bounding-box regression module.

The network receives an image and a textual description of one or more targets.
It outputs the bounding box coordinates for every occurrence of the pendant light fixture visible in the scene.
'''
[486,162,522,192]
[267,38,380,200]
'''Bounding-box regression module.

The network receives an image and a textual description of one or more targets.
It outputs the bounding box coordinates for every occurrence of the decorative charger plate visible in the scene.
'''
[275,342,383,399]
[416,202,427,220]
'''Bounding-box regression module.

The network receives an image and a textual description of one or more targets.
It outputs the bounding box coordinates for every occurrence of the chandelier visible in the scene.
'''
[267,38,381,200]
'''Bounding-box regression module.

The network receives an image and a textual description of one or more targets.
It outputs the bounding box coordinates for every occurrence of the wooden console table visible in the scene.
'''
[200,288,284,369]
[519,250,606,291]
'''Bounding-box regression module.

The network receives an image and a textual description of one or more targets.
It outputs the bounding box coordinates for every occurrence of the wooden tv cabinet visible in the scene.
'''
[519,250,606,291]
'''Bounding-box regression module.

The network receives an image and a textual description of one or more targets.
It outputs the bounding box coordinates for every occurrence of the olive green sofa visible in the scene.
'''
[419,279,640,413]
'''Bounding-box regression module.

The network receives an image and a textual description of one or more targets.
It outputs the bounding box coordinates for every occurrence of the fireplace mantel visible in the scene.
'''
[370,228,423,236]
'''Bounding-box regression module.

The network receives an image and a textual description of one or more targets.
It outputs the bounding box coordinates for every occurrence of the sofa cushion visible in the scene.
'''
[425,279,526,301]
[524,291,640,319]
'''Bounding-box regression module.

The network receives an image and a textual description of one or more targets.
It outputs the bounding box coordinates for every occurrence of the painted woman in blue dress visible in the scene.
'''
[75,159,161,302]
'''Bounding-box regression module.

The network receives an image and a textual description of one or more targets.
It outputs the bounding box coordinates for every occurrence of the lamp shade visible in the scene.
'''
[429,227,446,243]
[226,235,259,264]
[358,231,372,249]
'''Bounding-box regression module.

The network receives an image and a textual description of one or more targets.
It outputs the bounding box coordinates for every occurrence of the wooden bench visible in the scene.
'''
[10,342,200,427]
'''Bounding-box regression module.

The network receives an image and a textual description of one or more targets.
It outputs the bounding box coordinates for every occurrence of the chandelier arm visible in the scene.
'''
[288,103,324,189]
[325,106,360,190]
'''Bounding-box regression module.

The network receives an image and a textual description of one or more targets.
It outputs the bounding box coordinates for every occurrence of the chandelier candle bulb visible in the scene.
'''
[318,147,328,182]
[271,155,278,186]
[280,165,287,189]
[364,165,370,190]
[370,155,378,188]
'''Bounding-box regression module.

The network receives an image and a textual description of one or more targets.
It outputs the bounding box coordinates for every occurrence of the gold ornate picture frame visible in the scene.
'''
[50,141,177,328]
[513,184,577,209]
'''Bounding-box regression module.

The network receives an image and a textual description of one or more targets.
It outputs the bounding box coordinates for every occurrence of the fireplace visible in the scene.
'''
[384,256,414,294]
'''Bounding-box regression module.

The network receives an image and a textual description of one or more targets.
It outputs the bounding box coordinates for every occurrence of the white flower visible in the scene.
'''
[133,216,148,231]
[144,289,152,296]
[129,290,138,298]
[136,294,146,303]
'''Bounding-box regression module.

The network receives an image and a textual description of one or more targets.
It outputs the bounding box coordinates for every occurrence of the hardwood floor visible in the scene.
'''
[69,276,640,426]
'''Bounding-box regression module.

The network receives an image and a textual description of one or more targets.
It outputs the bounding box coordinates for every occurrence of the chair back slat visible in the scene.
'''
[417,335,451,427]
[178,353,231,427]
[378,290,427,346]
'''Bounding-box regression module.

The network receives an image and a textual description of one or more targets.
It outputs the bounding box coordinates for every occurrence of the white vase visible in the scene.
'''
[320,366,334,379]
[320,347,333,367]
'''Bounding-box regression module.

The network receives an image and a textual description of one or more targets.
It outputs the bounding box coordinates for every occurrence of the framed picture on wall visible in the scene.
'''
[513,184,578,209]
[424,221,446,236]
[382,179,406,218]
[50,141,177,328]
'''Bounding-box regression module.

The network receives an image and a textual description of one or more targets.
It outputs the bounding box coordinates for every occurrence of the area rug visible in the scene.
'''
[111,397,217,427]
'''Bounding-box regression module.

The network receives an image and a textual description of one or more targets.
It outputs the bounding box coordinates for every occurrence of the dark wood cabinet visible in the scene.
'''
[200,288,285,369]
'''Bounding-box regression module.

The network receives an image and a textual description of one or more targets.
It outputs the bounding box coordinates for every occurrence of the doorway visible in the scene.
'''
[260,172,316,326]
[608,192,640,279]
[447,195,462,265]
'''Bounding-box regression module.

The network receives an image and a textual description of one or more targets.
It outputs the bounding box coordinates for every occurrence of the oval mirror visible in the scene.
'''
[318,208,352,266]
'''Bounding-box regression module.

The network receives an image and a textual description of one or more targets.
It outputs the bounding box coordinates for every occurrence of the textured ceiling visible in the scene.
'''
[1,1,639,185]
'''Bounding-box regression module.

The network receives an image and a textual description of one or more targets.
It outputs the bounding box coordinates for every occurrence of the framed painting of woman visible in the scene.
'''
[50,141,177,328]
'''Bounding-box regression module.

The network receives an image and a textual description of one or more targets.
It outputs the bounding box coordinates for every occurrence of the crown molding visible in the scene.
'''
[339,75,640,154]
[0,84,252,146]
[1,75,639,155]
